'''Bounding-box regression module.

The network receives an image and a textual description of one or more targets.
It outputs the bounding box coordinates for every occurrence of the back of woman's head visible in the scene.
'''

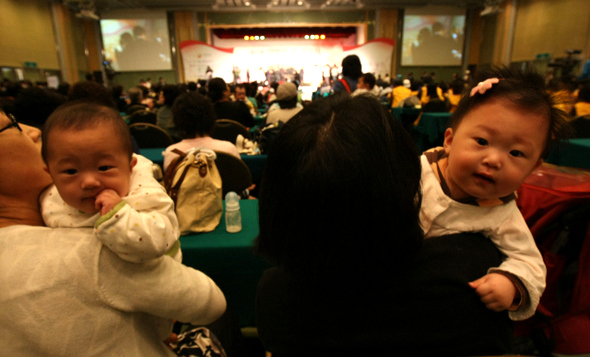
[426,83,439,97]
[257,93,423,279]
[13,87,66,128]
[341,55,363,79]
[172,92,216,139]
[451,66,570,158]
[207,78,227,103]
[578,83,590,103]
[162,84,181,107]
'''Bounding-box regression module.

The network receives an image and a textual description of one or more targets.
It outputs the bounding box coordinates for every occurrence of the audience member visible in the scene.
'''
[111,84,128,113]
[352,72,380,97]
[333,54,362,94]
[163,92,240,171]
[235,83,257,116]
[207,77,254,128]
[391,78,412,108]
[421,83,448,112]
[156,84,182,140]
[265,82,303,126]
[570,83,590,137]
[255,93,513,355]
[574,83,590,117]
[420,82,445,106]
[126,86,149,115]
[0,111,226,355]
[447,79,465,112]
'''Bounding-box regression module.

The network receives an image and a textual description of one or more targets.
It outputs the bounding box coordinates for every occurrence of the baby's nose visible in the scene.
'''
[483,151,502,168]
[80,174,101,189]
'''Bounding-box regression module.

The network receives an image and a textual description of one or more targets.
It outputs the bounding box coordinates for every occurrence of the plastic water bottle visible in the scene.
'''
[225,192,242,233]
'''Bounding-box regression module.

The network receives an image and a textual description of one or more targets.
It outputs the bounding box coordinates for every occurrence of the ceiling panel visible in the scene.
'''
[62,0,487,13]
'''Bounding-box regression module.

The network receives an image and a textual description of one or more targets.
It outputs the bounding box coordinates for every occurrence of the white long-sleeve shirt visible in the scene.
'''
[420,154,546,321]
[0,225,226,356]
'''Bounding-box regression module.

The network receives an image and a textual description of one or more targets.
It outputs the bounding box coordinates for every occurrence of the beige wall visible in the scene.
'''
[0,0,59,69]
[512,0,590,62]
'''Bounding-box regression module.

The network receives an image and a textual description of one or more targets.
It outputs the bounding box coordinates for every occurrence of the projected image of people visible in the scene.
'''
[402,15,465,66]
[101,19,172,72]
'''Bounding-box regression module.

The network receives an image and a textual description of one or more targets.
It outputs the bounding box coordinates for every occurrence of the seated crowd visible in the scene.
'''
[0,60,587,356]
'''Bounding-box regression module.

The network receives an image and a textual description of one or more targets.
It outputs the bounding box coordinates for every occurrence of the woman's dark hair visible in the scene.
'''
[42,101,133,162]
[426,83,439,98]
[451,66,570,158]
[207,77,227,103]
[256,93,423,280]
[450,79,465,94]
[13,87,66,128]
[341,55,363,79]
[172,92,216,138]
[578,83,590,103]
[161,84,181,107]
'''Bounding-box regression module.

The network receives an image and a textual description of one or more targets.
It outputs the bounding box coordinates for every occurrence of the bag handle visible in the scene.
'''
[163,148,186,193]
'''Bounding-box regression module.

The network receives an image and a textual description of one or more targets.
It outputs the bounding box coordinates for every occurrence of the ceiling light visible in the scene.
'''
[244,1,250,5]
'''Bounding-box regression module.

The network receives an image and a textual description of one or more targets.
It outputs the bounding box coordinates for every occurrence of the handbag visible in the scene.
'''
[163,147,222,235]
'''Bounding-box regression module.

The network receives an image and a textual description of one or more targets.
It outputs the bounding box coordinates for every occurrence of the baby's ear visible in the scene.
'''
[130,156,138,171]
[443,128,454,154]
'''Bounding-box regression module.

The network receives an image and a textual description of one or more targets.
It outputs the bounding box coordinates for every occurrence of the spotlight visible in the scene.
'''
[244,36,249,40]
[320,34,325,40]
[250,36,255,40]
[305,35,309,39]
[261,36,265,40]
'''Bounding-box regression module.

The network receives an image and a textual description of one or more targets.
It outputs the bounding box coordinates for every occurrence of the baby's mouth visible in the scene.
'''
[474,173,494,183]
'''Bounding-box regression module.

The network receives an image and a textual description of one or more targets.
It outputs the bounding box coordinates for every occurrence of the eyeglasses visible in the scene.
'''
[0,114,22,135]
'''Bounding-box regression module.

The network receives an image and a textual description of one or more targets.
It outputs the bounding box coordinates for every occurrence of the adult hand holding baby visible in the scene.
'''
[469,273,518,312]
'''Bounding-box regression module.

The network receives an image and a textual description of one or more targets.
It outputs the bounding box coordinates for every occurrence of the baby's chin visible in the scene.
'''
[70,200,99,215]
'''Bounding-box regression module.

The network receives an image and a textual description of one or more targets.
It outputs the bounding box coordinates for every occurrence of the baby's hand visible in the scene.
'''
[468,273,517,312]
[95,189,123,216]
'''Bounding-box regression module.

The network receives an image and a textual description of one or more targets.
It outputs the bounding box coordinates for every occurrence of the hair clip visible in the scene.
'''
[470,78,500,97]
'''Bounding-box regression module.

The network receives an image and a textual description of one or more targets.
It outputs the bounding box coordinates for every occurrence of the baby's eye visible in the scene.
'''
[476,138,488,146]
[98,166,112,172]
[510,150,524,158]
[63,169,77,175]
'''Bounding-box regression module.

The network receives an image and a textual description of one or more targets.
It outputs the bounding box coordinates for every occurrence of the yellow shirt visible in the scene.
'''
[391,86,412,108]
[575,102,590,117]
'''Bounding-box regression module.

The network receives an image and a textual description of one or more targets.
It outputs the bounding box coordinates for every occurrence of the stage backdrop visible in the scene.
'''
[180,38,395,85]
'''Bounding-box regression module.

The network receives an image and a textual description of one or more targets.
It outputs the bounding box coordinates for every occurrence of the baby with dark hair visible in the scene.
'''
[40,102,180,263]
[420,67,569,320]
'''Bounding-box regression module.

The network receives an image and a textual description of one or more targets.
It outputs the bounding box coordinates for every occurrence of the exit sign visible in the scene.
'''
[24,61,37,68]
